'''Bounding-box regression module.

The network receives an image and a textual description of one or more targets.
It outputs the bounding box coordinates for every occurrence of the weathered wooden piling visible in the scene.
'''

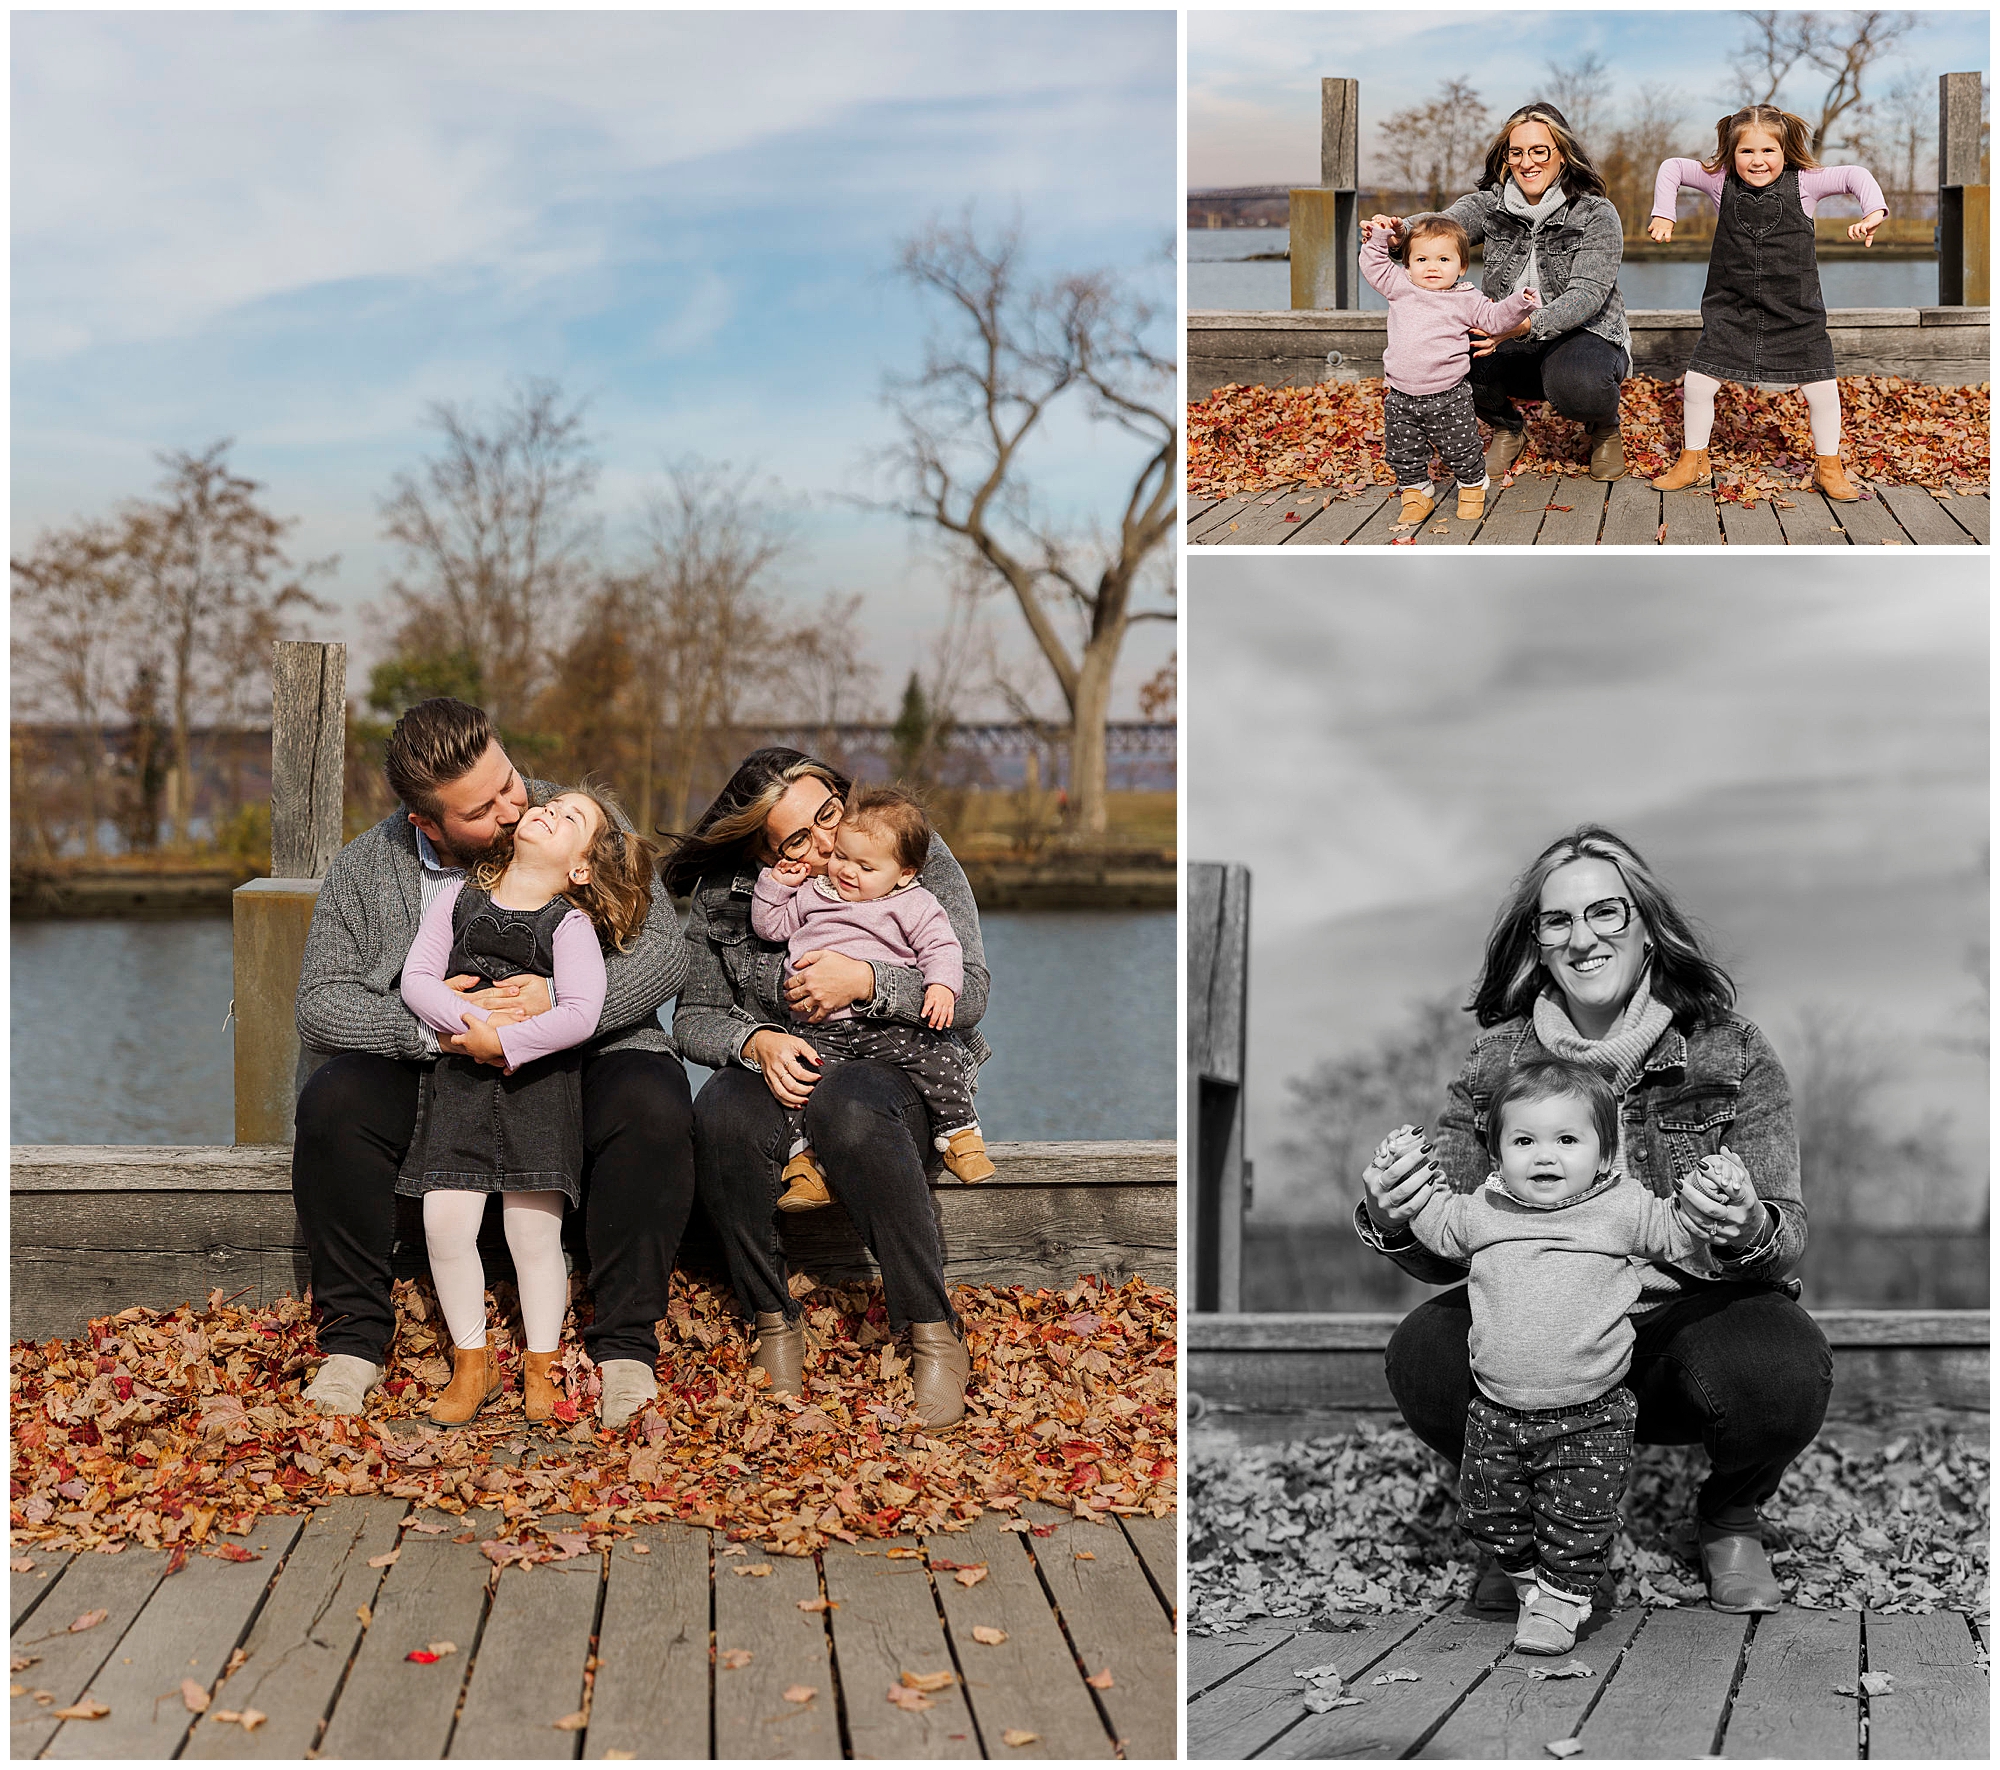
[1189,862,1250,1313]
[1938,70,1989,306]
[1289,78,1360,314]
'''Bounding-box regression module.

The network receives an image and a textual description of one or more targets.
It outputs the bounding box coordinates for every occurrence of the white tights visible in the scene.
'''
[422,1190,568,1354]
[1682,370,1841,454]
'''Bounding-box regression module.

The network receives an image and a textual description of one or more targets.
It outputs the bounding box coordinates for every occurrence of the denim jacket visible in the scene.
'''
[1358,1012,1806,1298]
[1441,185,1631,356]
[672,834,992,1075]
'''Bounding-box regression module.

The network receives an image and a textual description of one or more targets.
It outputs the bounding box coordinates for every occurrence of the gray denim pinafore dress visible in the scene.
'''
[1687,165,1837,387]
[396,888,586,1206]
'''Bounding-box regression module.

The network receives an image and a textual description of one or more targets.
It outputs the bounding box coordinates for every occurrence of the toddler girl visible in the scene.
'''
[1362,213,1539,524]
[1648,105,1887,501]
[398,787,656,1426]
[1366,1058,1724,1655]
[751,784,992,1212]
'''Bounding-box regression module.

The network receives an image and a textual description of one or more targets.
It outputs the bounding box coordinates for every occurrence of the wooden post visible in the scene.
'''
[1290,78,1360,314]
[233,641,347,1144]
[1188,861,1251,1313]
[1937,72,1988,306]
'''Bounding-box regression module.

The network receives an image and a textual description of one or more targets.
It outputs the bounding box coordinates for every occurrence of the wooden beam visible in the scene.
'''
[1187,1309,1990,1350]
[267,640,347,880]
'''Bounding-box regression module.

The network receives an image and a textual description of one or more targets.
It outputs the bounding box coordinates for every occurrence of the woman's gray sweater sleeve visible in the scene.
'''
[1528,199,1625,341]
[859,841,989,1031]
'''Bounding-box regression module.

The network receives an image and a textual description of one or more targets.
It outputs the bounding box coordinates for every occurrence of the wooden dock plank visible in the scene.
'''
[1864,1609,1989,1760]
[1941,490,1989,542]
[1599,477,1661,545]
[1877,482,1978,545]
[1261,1609,1518,1759]
[447,1517,601,1760]
[1827,489,1908,544]
[184,1496,407,1761]
[1574,1605,1750,1760]
[1290,489,1393,544]
[1717,496,1786,544]
[315,1505,503,1761]
[1346,492,1413,545]
[584,1524,711,1762]
[9,1547,170,1759]
[9,1550,72,1630]
[41,1513,306,1761]
[1186,1613,1426,1759]
[1190,499,1259,544]
[1187,497,1221,524]
[1533,478,1609,545]
[1419,1606,1645,1759]
[1720,1606,1861,1760]
[931,1513,1113,1761]
[1468,481,1548,546]
[1771,491,1847,545]
[1228,487,1332,546]
[1118,1513,1177,1617]
[711,1544,840,1761]
[1187,1622,1302,1700]
[1661,486,1725,545]
[821,1537,979,1760]
[1411,499,1477,545]
[1022,1504,1176,1760]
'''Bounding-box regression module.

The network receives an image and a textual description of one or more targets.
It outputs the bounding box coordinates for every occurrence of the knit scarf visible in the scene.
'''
[1531,971,1672,1099]
[1500,176,1568,297]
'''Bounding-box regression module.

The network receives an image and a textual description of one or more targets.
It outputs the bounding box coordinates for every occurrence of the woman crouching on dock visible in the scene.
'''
[664,749,990,1429]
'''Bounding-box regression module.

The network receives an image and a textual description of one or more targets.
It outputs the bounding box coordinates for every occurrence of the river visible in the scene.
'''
[1190,226,1943,312]
[9,910,1174,1146]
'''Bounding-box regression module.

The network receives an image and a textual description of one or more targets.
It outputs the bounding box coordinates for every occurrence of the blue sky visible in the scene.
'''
[13,11,1177,716]
[1190,7,1991,187]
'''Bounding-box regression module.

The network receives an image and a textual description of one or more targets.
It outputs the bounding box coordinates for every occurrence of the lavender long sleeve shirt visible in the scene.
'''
[750,873,964,1022]
[399,876,607,1070]
[1361,232,1539,396]
[1651,159,1888,222]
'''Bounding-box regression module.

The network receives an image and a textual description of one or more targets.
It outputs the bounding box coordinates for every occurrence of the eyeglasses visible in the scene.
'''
[1533,896,1636,946]
[775,792,844,862]
[1506,145,1557,165]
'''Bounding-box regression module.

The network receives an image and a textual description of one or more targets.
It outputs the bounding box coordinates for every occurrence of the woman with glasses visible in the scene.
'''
[664,748,989,1428]
[1355,825,1829,1618]
[1367,103,1632,485]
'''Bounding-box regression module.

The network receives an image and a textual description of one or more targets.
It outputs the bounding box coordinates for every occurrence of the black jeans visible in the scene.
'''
[292,1047,696,1367]
[1384,1284,1833,1525]
[693,1061,955,1330]
[1470,329,1628,433]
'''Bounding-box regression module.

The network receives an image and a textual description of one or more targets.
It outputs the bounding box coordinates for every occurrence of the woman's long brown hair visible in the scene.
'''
[1476,101,1610,201]
[1702,105,1820,175]
[658,748,851,896]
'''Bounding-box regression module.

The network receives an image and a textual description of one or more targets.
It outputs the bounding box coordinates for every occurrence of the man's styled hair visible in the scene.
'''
[1485,1056,1619,1164]
[384,698,497,824]
[843,785,933,874]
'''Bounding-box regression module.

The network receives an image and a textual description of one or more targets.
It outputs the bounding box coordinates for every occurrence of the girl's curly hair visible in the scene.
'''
[1703,105,1820,176]
[474,781,657,951]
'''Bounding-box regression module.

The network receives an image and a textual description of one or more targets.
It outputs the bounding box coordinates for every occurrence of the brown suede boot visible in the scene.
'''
[1814,454,1861,502]
[430,1344,500,1426]
[1398,488,1436,524]
[776,1150,832,1213]
[521,1350,560,1424]
[936,1127,995,1183]
[751,1310,805,1398]
[1484,426,1528,480]
[1585,424,1626,481]
[1651,447,1711,490]
[1455,483,1487,521]
[908,1321,972,1430]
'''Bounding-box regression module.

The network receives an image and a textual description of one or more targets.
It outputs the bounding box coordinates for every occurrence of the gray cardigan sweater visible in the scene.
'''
[295,789,683,1073]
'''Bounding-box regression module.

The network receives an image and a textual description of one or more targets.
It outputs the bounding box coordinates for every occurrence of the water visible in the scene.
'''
[1191,226,1942,312]
[10,910,1174,1146]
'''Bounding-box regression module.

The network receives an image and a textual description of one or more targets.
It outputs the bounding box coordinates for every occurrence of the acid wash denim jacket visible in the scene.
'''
[673,833,992,1076]
[1440,185,1631,358]
[1356,1012,1806,1305]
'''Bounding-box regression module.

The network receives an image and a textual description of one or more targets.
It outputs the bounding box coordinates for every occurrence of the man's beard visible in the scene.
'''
[435,823,516,873]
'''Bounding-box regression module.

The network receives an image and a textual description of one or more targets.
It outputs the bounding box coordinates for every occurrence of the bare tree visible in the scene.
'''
[876,217,1174,840]
[1733,10,1915,157]
[10,520,135,856]
[1542,52,1614,149]
[380,379,600,732]
[1378,78,1493,211]
[776,591,881,746]
[1879,68,1937,196]
[121,443,327,849]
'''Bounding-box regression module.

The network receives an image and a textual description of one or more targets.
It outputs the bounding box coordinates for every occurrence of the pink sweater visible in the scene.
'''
[399,876,607,1070]
[751,873,964,1022]
[1362,233,1539,396]
[1651,159,1888,222]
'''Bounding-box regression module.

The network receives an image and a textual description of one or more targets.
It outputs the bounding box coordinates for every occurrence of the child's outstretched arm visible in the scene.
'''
[1360,222,1405,299]
[750,862,814,943]
[1467,286,1538,336]
[1625,1182,1718,1273]
[1801,166,1890,244]
[1404,1184,1476,1263]
[1649,158,1722,239]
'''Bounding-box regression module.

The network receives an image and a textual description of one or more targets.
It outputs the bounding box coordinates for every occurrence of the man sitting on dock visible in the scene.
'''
[290,697,695,1428]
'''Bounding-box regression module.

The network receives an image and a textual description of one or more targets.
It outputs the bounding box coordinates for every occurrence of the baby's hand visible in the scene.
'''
[922,983,957,1030]
[1689,1155,1743,1206]
[1520,287,1541,308]
[770,857,811,887]
[1647,216,1675,243]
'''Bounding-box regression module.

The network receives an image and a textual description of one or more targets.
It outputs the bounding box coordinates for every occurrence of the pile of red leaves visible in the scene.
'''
[1189,1422,1987,1634]
[1187,375,1990,507]
[10,1273,1174,1559]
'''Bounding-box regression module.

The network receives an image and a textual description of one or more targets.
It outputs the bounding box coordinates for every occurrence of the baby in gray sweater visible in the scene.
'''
[1376,1057,1719,1655]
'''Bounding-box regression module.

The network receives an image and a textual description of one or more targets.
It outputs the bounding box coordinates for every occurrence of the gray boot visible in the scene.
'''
[1484,425,1528,479]
[751,1311,805,1398]
[1586,424,1627,481]
[908,1322,971,1430]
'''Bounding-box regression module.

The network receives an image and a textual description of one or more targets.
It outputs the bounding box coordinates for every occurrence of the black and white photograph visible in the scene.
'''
[1187,554,1988,1758]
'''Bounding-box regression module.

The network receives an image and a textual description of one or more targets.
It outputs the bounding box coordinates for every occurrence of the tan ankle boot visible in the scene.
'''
[751,1310,805,1397]
[1652,447,1711,490]
[1455,483,1487,521]
[1815,454,1861,502]
[908,1321,971,1430]
[936,1127,995,1183]
[430,1344,499,1426]
[1484,426,1528,479]
[521,1350,560,1423]
[1397,488,1436,524]
[1585,424,1626,481]
[776,1150,832,1213]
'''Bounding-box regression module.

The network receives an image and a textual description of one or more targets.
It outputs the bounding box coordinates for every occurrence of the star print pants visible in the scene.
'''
[1460,1385,1638,1600]
[1382,382,1487,490]
[785,1019,976,1153]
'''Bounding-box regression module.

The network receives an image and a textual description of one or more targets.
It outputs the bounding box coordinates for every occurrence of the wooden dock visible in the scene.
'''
[11,1495,1177,1760]
[1187,478,1991,548]
[1188,1602,1989,1759]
